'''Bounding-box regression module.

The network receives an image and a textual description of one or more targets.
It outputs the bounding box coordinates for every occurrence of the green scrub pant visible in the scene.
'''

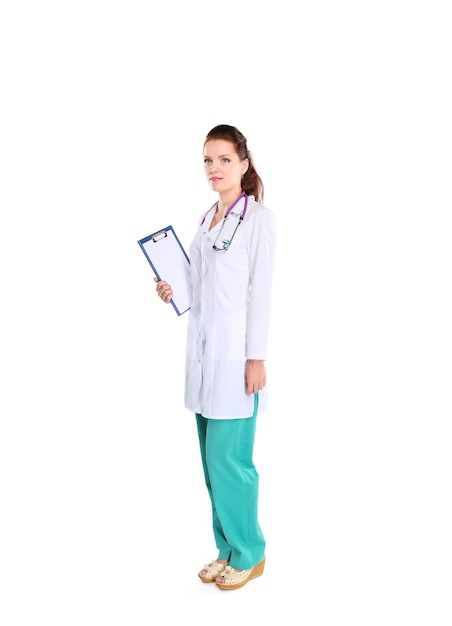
[195,395,266,570]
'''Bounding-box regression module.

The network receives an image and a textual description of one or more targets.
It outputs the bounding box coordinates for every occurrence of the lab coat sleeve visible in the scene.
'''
[246,208,277,360]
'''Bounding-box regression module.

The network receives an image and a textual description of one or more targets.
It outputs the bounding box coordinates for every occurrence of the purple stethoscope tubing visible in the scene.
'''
[200,191,248,226]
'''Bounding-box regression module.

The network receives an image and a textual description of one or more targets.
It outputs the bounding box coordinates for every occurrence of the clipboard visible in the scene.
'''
[138,225,192,316]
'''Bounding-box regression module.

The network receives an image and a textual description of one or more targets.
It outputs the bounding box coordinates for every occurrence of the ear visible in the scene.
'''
[241,158,249,176]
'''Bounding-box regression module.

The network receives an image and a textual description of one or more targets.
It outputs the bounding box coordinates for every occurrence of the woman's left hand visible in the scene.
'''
[245,359,266,395]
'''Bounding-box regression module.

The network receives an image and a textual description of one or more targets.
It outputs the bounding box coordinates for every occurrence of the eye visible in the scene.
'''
[221,158,230,163]
[204,158,212,165]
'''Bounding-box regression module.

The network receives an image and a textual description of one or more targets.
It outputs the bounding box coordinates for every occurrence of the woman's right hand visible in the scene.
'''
[154,277,173,304]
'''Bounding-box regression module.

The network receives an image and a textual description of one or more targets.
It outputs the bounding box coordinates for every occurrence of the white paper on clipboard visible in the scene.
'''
[138,225,192,316]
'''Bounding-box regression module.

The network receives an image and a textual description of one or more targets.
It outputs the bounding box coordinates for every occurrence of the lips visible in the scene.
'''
[210,177,222,182]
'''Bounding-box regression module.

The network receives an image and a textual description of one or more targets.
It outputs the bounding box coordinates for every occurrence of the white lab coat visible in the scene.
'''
[184,194,276,419]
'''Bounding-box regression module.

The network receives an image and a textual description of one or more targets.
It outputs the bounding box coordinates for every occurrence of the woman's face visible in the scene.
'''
[203,139,248,195]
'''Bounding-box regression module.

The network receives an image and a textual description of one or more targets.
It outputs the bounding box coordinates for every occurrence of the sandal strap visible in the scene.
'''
[219,565,252,585]
[202,560,228,578]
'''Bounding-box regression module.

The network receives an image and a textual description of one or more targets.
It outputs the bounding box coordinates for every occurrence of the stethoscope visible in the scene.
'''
[200,191,249,251]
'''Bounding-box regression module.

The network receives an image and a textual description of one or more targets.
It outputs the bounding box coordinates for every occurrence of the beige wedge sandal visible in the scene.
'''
[198,559,229,583]
[215,557,265,590]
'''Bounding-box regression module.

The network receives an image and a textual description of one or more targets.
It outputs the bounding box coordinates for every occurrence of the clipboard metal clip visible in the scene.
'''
[152,230,168,242]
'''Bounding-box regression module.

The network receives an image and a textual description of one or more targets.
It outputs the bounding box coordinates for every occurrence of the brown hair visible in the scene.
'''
[204,124,264,203]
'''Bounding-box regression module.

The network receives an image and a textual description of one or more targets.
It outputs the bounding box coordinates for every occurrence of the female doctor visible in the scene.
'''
[155,124,276,590]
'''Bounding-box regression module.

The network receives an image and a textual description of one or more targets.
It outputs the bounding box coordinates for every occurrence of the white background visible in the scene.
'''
[1,1,451,624]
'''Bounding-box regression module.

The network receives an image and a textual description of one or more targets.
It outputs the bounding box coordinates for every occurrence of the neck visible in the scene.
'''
[216,189,244,217]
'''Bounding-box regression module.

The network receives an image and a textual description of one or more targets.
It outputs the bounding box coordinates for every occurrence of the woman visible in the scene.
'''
[154,124,276,590]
